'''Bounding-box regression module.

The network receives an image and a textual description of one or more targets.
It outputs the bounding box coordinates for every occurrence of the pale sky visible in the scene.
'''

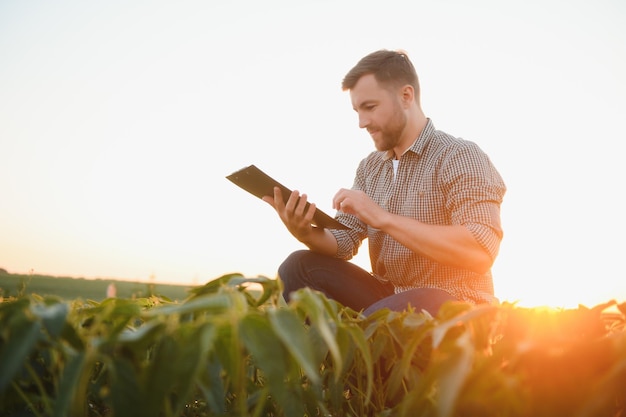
[1,0,625,308]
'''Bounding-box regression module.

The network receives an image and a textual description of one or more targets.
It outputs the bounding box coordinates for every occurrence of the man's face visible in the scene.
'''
[350,74,407,152]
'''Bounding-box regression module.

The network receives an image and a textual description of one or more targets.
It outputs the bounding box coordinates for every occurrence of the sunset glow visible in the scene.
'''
[1,0,625,310]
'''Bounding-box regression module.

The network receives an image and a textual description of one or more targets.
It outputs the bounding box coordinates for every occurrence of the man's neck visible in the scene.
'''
[393,112,428,159]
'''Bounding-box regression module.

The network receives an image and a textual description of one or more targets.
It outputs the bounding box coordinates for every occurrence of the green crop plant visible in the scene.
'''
[1,273,625,416]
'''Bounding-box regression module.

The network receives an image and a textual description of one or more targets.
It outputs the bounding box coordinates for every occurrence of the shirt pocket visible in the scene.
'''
[399,189,448,224]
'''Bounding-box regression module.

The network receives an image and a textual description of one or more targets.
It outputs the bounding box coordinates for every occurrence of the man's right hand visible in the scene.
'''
[262,187,318,242]
[263,186,339,256]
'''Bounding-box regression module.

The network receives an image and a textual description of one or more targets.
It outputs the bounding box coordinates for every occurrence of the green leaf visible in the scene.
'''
[267,308,320,385]
[240,313,306,416]
[230,276,281,307]
[291,289,343,379]
[143,292,234,317]
[60,321,85,351]
[170,324,216,413]
[141,335,180,417]
[137,323,216,417]
[117,320,165,345]
[431,305,497,348]
[52,351,88,417]
[199,357,227,414]
[341,323,374,402]
[240,313,289,378]
[109,357,142,417]
[187,273,245,297]
[434,330,474,417]
[0,313,41,392]
[31,301,68,338]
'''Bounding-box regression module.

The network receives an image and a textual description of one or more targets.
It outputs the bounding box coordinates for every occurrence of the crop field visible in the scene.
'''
[0,271,192,301]
[1,273,625,416]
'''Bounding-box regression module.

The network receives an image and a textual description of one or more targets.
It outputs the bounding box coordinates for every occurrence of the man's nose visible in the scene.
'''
[358,112,369,129]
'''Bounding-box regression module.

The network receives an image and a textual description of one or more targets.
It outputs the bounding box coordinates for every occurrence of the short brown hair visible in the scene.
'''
[341,49,420,99]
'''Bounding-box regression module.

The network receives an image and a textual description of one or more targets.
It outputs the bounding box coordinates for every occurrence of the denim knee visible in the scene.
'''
[278,250,308,282]
[277,250,310,299]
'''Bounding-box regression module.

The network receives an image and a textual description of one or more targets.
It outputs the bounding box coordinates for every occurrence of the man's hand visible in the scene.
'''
[262,187,317,242]
[333,188,388,228]
[333,189,497,274]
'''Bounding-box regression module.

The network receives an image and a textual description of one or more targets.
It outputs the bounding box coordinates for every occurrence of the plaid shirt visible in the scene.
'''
[330,119,506,304]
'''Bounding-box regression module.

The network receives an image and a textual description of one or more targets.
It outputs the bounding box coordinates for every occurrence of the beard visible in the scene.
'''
[369,100,407,152]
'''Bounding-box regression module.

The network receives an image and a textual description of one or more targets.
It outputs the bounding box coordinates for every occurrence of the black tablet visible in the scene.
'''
[226,165,349,230]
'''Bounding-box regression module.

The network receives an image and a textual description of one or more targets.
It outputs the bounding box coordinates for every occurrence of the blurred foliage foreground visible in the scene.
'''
[1,274,625,417]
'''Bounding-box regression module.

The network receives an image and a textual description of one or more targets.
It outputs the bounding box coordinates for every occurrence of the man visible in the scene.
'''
[263,49,506,316]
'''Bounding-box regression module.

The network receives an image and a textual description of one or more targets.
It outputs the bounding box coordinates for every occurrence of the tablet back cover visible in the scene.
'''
[226,165,349,230]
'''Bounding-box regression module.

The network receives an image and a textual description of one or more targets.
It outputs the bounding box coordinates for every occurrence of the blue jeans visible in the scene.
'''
[278,250,458,316]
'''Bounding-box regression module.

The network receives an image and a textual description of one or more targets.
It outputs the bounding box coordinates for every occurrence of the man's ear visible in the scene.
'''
[400,85,415,107]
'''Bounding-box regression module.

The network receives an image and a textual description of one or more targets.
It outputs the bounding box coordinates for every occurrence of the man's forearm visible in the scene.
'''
[300,227,338,256]
[380,212,493,274]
